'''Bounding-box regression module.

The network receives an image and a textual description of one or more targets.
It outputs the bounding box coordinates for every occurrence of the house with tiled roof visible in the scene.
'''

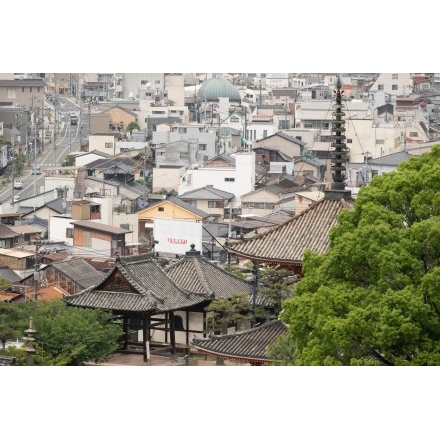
[138,195,210,247]
[254,132,307,158]
[240,185,297,218]
[0,223,20,249]
[178,185,234,219]
[0,265,22,283]
[7,225,42,245]
[192,319,288,366]
[19,257,105,295]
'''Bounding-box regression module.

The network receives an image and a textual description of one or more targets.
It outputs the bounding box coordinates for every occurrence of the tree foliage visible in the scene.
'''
[126,121,140,133]
[205,292,251,334]
[257,265,297,316]
[0,276,12,291]
[272,145,440,365]
[16,300,124,366]
[0,303,24,350]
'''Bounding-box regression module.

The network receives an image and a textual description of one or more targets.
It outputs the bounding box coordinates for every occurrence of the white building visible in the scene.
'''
[177,151,255,209]
[369,73,413,100]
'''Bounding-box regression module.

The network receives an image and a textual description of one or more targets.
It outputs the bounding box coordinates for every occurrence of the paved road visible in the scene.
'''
[0,97,89,204]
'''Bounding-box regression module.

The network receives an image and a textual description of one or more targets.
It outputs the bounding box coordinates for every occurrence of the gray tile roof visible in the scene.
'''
[369,151,412,167]
[0,224,19,239]
[163,255,253,299]
[167,196,210,218]
[178,186,234,201]
[225,198,353,267]
[191,319,288,365]
[0,265,22,282]
[64,258,209,313]
[51,258,105,288]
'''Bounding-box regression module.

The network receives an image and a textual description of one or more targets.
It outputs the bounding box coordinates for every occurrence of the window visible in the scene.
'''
[179,152,189,159]
[22,87,24,93]
[105,142,113,149]
[158,207,164,212]
[263,130,268,138]
[7,88,16,99]
[409,132,418,137]
[141,80,150,85]
[208,200,224,208]
[199,144,207,151]
[66,228,74,238]
[296,136,302,141]
[120,223,130,230]
[378,84,384,91]
[230,116,239,123]
[304,123,313,128]
[347,138,352,143]
[392,74,398,80]
[376,139,385,145]
[178,128,187,134]
[225,177,235,182]
[392,84,398,91]
[83,231,91,247]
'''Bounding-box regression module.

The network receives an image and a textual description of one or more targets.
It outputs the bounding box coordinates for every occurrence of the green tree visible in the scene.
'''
[205,292,251,334]
[0,276,12,291]
[0,303,24,350]
[126,121,140,134]
[257,265,297,316]
[16,300,124,365]
[272,145,440,366]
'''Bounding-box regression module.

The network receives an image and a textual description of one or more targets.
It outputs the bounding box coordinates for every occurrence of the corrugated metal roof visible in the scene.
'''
[0,248,34,258]
[8,225,42,235]
[71,220,133,234]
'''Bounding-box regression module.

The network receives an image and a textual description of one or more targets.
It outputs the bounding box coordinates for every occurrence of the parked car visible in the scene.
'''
[13,180,23,189]
[13,195,20,202]
[31,167,41,175]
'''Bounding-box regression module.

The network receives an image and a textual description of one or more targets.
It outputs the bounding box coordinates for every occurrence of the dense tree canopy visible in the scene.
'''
[14,300,124,366]
[271,145,440,365]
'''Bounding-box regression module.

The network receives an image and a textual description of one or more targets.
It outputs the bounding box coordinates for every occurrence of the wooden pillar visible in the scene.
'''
[169,311,176,355]
[123,316,129,350]
[185,310,190,345]
[142,315,148,362]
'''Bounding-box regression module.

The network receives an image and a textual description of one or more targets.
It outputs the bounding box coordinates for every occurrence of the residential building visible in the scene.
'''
[178,151,256,209]
[178,185,235,219]
[138,195,209,245]
[369,73,412,100]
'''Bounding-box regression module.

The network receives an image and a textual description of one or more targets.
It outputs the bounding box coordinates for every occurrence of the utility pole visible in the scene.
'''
[53,75,57,165]
[143,144,147,204]
[69,111,71,153]
[251,261,260,327]
[34,238,41,301]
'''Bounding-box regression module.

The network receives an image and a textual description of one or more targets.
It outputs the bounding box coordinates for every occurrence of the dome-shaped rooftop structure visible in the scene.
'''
[197,78,241,102]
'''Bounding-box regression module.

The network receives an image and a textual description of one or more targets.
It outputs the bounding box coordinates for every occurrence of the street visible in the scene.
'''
[0,97,89,204]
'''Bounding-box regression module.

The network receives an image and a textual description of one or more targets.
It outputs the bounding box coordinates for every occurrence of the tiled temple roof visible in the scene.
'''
[192,320,288,365]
